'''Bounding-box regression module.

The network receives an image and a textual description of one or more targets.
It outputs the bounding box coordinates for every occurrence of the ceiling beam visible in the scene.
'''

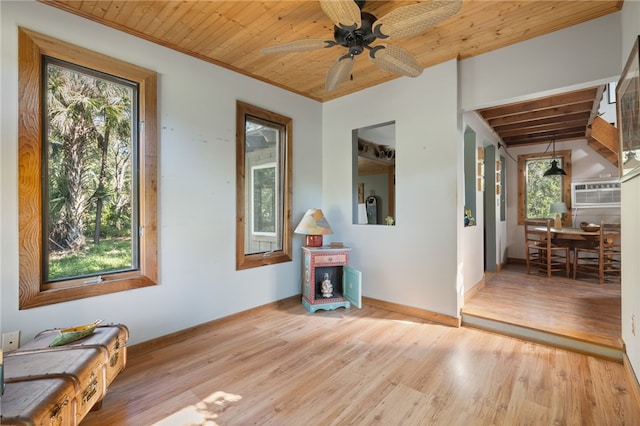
[503,129,587,146]
[485,101,593,127]
[478,89,598,120]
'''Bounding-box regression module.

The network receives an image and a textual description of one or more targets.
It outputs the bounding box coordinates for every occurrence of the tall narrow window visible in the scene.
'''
[236,102,292,270]
[517,150,572,225]
[18,28,157,309]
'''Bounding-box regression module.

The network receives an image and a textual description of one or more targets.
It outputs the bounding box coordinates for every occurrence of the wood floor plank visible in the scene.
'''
[82,296,639,425]
[462,264,622,348]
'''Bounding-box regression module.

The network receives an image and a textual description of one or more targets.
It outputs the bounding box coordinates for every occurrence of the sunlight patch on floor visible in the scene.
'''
[152,391,242,426]
[390,319,422,325]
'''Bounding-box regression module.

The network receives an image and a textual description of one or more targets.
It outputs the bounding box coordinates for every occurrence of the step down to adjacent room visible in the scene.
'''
[461,311,624,362]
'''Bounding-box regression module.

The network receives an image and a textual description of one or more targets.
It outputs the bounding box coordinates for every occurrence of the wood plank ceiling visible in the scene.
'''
[476,86,606,148]
[39,1,622,148]
[40,1,622,102]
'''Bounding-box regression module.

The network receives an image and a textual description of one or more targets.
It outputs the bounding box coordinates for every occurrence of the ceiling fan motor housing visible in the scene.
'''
[333,11,377,56]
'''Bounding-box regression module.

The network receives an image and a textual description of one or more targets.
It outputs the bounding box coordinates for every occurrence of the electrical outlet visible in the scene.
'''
[2,331,20,352]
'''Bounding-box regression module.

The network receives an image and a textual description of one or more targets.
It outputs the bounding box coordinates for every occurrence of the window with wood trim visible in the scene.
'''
[236,101,292,270]
[517,150,572,225]
[18,28,158,309]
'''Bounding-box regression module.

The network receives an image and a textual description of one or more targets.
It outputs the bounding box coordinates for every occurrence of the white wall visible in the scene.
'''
[322,60,463,318]
[619,0,640,390]
[459,10,622,286]
[320,5,622,321]
[459,11,622,280]
[463,111,507,274]
[0,1,322,345]
[460,132,485,294]
[460,13,621,110]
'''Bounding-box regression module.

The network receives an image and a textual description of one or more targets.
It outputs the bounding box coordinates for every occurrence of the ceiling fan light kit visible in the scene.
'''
[261,0,463,92]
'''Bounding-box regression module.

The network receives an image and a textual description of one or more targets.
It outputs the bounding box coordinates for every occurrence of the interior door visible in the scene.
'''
[343,266,362,308]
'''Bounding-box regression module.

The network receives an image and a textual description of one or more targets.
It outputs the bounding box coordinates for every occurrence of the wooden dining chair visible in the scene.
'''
[524,219,570,278]
[573,221,621,284]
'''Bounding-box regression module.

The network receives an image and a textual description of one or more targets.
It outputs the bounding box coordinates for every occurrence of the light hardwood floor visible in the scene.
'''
[84,295,639,425]
[463,263,622,349]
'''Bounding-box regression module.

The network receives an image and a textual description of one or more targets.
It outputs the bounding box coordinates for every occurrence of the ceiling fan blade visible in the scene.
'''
[261,39,335,54]
[319,0,361,30]
[369,44,422,77]
[373,0,462,40]
[326,55,354,92]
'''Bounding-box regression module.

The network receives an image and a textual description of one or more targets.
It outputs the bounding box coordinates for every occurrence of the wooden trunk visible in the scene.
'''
[23,324,129,387]
[1,378,77,425]
[4,347,105,424]
[0,324,128,426]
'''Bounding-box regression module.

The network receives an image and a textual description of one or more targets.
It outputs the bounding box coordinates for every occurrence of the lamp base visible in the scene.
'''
[305,235,323,247]
[554,213,563,230]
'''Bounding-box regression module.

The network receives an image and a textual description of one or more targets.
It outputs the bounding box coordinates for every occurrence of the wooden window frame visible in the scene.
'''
[18,28,158,309]
[236,101,292,270]
[517,150,572,225]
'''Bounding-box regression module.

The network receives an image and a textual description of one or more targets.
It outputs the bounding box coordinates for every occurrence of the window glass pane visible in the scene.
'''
[44,57,138,282]
[525,158,563,219]
[252,164,277,235]
[244,116,283,255]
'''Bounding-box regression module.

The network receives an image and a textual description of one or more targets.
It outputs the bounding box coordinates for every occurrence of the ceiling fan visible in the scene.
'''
[261,0,463,92]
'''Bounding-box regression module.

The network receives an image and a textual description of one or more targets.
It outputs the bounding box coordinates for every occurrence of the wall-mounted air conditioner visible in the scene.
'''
[571,180,621,208]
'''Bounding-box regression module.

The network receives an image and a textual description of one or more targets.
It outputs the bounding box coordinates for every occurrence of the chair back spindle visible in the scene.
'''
[524,219,570,278]
[573,221,621,284]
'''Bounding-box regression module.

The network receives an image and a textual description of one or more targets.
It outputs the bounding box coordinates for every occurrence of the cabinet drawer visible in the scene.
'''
[314,254,347,264]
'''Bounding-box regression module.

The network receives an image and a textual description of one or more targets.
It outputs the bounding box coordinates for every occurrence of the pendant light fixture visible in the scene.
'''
[543,136,567,177]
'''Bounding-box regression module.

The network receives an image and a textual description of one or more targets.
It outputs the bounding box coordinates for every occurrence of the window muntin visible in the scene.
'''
[18,27,157,309]
[236,101,292,270]
[517,150,572,225]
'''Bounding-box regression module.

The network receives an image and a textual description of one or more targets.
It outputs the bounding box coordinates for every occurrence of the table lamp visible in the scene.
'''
[549,202,568,230]
[294,209,333,247]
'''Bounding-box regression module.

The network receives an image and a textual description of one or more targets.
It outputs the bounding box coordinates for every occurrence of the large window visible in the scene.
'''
[517,150,572,225]
[236,101,292,270]
[18,28,157,309]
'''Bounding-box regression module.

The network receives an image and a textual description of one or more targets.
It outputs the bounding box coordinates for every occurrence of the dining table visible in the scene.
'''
[534,226,601,249]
